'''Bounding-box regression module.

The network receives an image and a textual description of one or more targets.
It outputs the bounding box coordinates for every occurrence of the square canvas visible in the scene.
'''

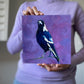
[22,15,71,64]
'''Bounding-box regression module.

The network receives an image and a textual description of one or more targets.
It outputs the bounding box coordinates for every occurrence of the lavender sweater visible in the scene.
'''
[7,0,84,82]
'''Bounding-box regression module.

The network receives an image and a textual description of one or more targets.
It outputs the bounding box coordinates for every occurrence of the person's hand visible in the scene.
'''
[23,6,44,15]
[37,63,70,72]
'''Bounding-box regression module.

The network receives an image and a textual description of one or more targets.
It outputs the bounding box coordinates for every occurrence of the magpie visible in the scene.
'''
[36,20,59,63]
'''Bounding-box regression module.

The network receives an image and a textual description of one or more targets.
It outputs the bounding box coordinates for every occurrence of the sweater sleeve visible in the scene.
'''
[71,3,84,66]
[7,3,25,54]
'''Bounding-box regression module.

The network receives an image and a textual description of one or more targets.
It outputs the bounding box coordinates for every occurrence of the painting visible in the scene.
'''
[22,15,71,64]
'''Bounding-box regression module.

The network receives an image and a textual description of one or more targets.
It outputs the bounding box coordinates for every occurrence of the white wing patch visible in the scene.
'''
[50,38,53,42]
[47,43,58,58]
[43,35,53,44]
[43,24,48,32]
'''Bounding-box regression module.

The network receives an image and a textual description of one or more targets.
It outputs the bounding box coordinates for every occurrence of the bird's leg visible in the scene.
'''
[42,52,45,58]
[38,52,45,59]
[48,51,51,57]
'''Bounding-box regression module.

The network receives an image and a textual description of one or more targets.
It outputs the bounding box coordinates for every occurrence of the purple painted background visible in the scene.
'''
[22,15,71,64]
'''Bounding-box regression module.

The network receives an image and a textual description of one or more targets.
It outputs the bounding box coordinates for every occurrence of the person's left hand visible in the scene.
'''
[37,63,70,71]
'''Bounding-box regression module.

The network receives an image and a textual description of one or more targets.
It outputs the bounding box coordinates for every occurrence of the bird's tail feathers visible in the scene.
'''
[47,43,59,63]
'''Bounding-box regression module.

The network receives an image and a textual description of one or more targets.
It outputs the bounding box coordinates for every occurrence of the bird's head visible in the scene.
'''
[37,20,48,32]
[37,20,44,28]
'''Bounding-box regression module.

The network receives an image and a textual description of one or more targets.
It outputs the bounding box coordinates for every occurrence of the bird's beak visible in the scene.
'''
[38,21,42,25]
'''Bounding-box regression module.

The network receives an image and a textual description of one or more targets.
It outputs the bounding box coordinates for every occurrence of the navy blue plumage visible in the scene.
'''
[36,20,59,63]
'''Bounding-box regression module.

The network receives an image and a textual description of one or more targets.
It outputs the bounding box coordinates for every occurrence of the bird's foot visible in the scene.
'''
[38,56,44,59]
[48,55,51,57]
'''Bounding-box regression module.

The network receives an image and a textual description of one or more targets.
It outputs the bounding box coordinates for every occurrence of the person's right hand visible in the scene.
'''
[37,63,70,72]
[23,6,44,15]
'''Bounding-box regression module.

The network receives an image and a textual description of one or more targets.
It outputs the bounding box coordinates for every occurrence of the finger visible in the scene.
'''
[50,64,55,67]
[56,64,59,68]
[63,64,70,69]
[37,63,42,66]
[23,10,30,15]
[37,64,43,66]
[38,11,44,15]
[49,66,63,71]
[50,64,54,66]
[27,7,35,15]
[56,64,62,68]
[32,6,40,15]
[37,64,45,68]
[42,63,51,67]
[56,64,70,68]
[42,63,51,71]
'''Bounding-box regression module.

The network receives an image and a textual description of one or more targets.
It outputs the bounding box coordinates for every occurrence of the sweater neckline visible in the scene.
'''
[37,0,65,3]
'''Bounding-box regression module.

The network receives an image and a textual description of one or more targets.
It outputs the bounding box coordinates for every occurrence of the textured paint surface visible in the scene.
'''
[22,15,71,64]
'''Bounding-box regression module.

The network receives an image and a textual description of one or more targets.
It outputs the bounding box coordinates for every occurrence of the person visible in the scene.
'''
[7,0,84,84]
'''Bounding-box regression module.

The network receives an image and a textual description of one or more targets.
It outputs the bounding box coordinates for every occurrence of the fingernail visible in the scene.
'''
[42,63,45,65]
